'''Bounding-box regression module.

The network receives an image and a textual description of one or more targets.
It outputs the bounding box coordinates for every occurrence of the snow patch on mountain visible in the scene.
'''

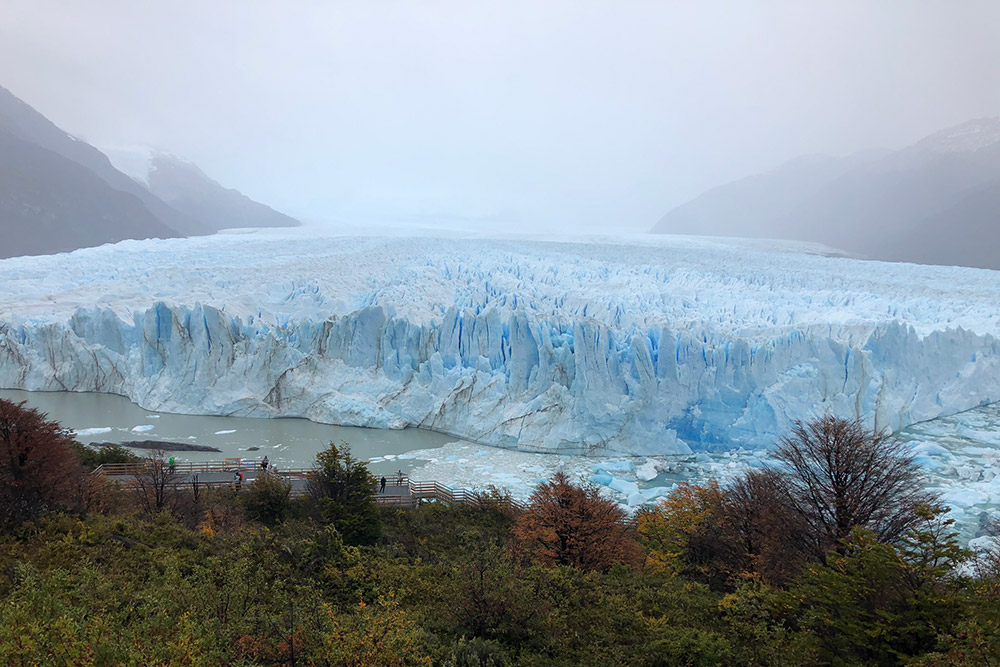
[100,145,157,185]
[912,117,1000,154]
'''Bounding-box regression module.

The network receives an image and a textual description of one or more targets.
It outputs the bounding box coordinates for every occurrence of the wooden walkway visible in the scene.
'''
[92,460,526,510]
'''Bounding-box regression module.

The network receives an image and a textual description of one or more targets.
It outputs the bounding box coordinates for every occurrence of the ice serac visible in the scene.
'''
[1,230,999,455]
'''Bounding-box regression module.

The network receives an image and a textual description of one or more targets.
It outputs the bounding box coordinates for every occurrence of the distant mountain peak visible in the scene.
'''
[101,146,300,231]
[104,147,210,186]
[101,145,156,185]
[149,153,211,184]
[912,117,1000,154]
[144,152,299,231]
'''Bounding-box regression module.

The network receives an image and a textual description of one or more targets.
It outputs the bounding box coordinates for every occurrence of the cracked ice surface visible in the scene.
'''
[900,403,1000,542]
[404,442,770,507]
[405,402,1000,545]
[1,227,1000,454]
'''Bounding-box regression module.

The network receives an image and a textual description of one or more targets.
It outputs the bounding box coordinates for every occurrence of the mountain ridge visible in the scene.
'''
[0,85,300,259]
[652,117,1000,269]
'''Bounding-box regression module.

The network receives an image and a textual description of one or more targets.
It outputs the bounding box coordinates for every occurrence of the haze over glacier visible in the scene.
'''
[1,227,999,456]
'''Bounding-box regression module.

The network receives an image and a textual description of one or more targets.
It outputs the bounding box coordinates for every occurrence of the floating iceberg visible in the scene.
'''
[74,426,113,437]
[1,229,999,455]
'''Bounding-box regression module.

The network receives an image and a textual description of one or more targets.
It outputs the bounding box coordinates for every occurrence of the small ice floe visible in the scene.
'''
[590,472,613,486]
[968,535,998,556]
[131,425,155,432]
[74,427,113,437]
[627,492,646,507]
[592,460,635,473]
[608,477,639,497]
[635,460,659,481]
[911,442,951,458]
[640,486,674,501]
[597,486,616,501]
[144,415,160,419]
[214,429,237,435]
[942,489,988,507]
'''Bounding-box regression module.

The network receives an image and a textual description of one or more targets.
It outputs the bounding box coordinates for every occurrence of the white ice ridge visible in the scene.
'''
[1,228,1000,454]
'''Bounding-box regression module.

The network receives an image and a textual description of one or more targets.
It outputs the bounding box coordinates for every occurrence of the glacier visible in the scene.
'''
[1,227,1000,455]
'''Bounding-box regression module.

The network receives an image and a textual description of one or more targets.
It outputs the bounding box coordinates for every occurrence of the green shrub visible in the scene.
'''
[69,442,141,468]
[307,442,381,545]
[240,472,293,526]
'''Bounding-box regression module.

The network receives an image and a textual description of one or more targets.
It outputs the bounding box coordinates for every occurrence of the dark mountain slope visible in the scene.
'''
[0,130,177,258]
[146,155,299,231]
[653,118,1000,269]
[0,85,208,236]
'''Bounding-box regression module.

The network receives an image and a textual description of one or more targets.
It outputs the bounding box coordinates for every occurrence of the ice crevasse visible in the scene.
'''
[1,230,999,455]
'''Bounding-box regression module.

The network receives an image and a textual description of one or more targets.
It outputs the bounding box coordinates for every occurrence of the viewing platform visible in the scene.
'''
[91,459,527,510]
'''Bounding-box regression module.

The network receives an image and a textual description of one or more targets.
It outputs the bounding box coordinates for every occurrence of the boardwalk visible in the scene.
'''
[91,459,523,510]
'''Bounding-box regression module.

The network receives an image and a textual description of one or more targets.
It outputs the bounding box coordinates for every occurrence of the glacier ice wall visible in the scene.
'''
[1,229,999,454]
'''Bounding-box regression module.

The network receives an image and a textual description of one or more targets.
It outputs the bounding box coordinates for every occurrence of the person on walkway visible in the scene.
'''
[380,476,386,493]
[261,455,269,471]
[233,470,243,492]
[168,456,176,474]
[396,470,404,485]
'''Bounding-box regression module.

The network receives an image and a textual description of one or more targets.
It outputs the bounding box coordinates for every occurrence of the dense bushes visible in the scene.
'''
[0,413,997,665]
[69,441,141,468]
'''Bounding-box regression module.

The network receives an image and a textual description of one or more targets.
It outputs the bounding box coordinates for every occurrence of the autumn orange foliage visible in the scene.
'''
[513,472,641,572]
[0,399,85,530]
[637,481,725,578]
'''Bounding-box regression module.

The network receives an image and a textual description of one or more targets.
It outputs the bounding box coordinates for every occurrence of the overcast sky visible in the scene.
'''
[2,1,999,231]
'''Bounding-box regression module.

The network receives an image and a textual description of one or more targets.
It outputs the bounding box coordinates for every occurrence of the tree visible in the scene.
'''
[513,472,641,572]
[722,469,810,586]
[0,399,84,530]
[774,416,934,558]
[131,449,181,515]
[307,442,380,545]
[241,471,293,526]
[781,518,970,665]
[637,481,728,581]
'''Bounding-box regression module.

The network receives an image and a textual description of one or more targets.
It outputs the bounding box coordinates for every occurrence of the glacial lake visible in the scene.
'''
[0,389,461,478]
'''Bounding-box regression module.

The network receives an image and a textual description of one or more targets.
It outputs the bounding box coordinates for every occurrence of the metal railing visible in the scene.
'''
[92,461,311,477]
[94,459,526,511]
[381,479,527,511]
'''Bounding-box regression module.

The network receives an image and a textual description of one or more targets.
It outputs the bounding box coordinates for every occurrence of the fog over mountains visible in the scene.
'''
[0,86,298,259]
[653,118,1000,270]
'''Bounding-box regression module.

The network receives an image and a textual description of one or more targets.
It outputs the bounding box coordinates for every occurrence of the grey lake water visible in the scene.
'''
[0,389,461,478]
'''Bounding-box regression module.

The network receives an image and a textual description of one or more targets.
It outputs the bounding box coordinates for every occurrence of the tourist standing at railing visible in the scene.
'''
[396,469,404,486]
[261,455,269,472]
[380,476,386,493]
